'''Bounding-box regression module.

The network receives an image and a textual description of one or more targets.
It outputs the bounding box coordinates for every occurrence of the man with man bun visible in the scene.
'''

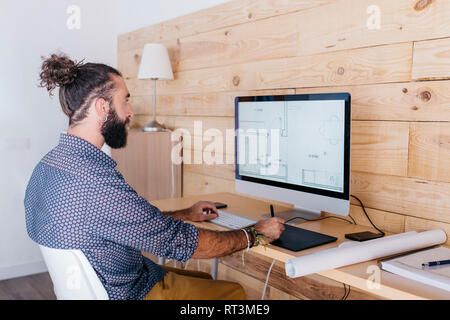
[24,53,285,300]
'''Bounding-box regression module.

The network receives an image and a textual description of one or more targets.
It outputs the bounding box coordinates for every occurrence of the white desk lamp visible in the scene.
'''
[137,43,174,132]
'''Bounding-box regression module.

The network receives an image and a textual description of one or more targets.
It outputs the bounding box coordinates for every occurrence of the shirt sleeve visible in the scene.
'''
[84,169,198,262]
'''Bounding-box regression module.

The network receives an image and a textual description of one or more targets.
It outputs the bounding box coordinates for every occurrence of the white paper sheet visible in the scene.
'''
[381,246,450,292]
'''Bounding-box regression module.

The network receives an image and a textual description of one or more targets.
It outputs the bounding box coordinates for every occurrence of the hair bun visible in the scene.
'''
[39,53,80,96]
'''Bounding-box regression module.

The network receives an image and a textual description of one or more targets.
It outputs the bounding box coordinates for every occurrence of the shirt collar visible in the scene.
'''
[58,133,117,168]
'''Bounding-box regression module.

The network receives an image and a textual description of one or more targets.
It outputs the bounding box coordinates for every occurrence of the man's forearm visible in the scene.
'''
[162,208,190,221]
[192,228,247,259]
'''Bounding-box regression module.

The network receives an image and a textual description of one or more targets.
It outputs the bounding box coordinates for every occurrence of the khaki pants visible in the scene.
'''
[144,265,246,300]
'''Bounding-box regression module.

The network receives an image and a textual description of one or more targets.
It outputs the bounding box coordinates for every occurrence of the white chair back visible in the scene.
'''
[39,245,109,300]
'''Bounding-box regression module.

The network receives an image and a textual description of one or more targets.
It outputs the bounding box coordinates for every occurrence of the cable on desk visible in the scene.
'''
[347,215,357,225]
[350,194,385,236]
[285,215,355,225]
[261,259,276,300]
[345,285,351,300]
[341,283,351,300]
[341,284,351,300]
[341,284,347,300]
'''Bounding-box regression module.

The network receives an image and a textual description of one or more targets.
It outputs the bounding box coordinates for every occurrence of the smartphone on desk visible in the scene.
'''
[344,231,383,242]
[214,202,227,209]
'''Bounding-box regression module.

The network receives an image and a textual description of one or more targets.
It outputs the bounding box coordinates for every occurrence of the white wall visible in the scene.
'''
[117,0,231,35]
[0,0,230,280]
[0,0,120,280]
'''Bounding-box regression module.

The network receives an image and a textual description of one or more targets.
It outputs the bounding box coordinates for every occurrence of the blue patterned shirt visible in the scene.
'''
[24,133,199,300]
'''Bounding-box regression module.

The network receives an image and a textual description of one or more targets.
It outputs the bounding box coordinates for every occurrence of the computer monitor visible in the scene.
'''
[235,93,351,221]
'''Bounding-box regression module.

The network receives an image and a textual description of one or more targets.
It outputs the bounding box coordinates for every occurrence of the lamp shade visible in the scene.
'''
[137,43,174,80]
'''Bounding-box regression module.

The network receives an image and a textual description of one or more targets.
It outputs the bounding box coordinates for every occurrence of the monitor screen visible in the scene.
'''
[235,93,351,200]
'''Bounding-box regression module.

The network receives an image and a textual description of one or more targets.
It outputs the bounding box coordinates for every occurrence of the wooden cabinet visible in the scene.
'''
[111,130,182,201]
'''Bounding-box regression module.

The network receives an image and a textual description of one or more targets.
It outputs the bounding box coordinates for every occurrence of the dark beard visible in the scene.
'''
[101,107,129,149]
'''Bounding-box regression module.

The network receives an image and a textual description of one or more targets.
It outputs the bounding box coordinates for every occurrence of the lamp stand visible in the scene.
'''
[142,79,166,132]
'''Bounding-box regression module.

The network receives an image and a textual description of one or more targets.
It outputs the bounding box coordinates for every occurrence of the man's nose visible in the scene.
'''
[127,107,134,118]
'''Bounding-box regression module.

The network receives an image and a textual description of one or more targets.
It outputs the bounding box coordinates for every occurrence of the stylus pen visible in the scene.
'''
[270,204,274,217]
[422,259,450,267]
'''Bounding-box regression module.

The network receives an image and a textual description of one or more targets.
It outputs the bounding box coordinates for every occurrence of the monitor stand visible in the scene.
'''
[261,206,321,222]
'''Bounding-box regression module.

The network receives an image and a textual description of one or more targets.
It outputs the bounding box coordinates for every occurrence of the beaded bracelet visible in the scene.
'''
[249,227,257,247]
[255,233,269,248]
[241,226,271,249]
[240,227,269,266]
[245,226,257,248]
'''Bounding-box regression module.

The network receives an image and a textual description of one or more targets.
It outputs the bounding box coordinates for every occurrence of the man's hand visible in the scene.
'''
[254,217,285,242]
[186,201,218,222]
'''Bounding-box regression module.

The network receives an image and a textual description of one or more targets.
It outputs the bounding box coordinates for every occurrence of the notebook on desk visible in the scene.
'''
[381,246,450,292]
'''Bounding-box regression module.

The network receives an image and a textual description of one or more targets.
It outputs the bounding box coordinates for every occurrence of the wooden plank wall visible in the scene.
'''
[119,0,450,299]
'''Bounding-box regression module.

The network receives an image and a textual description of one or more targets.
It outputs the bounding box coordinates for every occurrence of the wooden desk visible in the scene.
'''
[151,192,450,300]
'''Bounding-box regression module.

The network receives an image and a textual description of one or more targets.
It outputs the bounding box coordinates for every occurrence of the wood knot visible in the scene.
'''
[134,54,140,62]
[225,30,230,36]
[414,0,433,11]
[402,88,408,93]
[248,12,253,19]
[232,76,240,86]
[337,67,345,75]
[177,38,180,45]
[412,106,419,111]
[419,91,432,102]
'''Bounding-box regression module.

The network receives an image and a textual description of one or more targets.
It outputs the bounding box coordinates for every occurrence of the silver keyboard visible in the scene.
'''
[208,210,257,230]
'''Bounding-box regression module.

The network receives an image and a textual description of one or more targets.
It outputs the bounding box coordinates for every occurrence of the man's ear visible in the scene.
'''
[94,97,109,119]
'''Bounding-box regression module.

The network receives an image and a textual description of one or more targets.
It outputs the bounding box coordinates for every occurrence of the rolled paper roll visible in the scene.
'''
[285,229,447,278]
